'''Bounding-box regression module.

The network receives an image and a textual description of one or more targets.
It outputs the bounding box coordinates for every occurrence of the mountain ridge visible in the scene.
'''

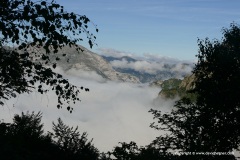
[101,55,194,83]
[24,45,140,83]
[153,74,196,100]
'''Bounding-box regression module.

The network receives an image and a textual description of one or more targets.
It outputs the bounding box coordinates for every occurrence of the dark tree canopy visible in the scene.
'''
[194,23,240,110]
[0,0,98,111]
[0,112,100,160]
[0,0,98,50]
[149,23,240,160]
[52,118,100,159]
[192,23,240,152]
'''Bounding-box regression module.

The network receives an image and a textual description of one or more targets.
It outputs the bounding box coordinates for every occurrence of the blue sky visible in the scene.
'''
[57,0,240,60]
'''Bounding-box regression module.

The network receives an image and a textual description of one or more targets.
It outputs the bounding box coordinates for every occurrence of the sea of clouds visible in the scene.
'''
[97,48,194,78]
[0,67,175,152]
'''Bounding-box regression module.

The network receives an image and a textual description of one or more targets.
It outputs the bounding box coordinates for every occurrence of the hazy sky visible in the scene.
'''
[57,0,240,60]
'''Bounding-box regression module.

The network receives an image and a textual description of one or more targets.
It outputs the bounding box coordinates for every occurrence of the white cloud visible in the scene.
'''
[111,59,166,74]
[66,68,107,83]
[0,68,172,152]
[171,63,193,75]
[98,48,195,76]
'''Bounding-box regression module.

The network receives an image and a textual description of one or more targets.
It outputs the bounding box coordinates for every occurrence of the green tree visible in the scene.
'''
[105,141,178,160]
[111,141,140,160]
[0,112,102,159]
[0,0,98,111]
[150,23,240,160]
[0,112,60,160]
[192,23,240,152]
[52,118,100,160]
[10,111,44,139]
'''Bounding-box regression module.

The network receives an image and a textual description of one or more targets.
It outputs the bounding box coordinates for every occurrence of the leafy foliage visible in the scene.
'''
[0,111,100,160]
[0,0,98,50]
[111,141,140,160]
[0,112,58,159]
[52,118,100,159]
[10,111,44,139]
[149,23,240,160]
[106,141,181,160]
[0,0,98,111]
[150,98,203,151]
[192,23,240,152]
[0,48,85,112]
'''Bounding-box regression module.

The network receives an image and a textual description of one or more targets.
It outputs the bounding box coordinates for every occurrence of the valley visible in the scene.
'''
[1,45,194,152]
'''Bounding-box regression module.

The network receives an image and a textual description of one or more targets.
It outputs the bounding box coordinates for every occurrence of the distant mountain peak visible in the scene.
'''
[101,55,194,83]
[45,45,140,83]
[101,55,137,63]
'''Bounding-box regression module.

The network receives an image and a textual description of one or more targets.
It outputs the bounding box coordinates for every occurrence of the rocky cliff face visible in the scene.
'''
[149,80,163,87]
[179,74,196,91]
[46,45,140,83]
[155,74,196,100]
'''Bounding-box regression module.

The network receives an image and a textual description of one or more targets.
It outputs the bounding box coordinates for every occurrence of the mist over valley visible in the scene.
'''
[1,46,193,152]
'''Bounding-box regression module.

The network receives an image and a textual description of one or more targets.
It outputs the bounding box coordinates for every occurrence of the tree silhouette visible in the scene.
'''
[9,111,44,139]
[111,141,140,160]
[104,141,179,160]
[52,118,100,159]
[149,23,240,160]
[192,23,240,152]
[0,0,98,111]
[0,112,60,159]
[0,111,101,160]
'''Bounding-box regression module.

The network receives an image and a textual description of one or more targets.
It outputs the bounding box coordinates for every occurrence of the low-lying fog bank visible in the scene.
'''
[0,68,175,152]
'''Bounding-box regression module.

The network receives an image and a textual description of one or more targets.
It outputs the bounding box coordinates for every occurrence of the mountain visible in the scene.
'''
[179,74,196,91]
[149,80,164,87]
[41,46,140,83]
[27,45,193,84]
[114,68,177,83]
[154,74,196,100]
[101,55,194,83]
[102,55,137,62]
